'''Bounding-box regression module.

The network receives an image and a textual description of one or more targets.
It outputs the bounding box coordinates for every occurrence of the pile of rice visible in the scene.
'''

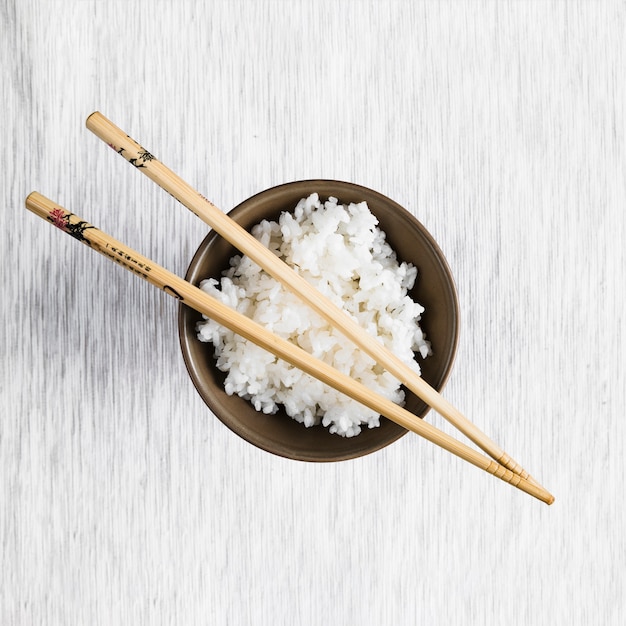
[196,193,430,437]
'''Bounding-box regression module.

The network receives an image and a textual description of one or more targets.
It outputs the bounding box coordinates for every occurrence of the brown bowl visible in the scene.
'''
[178,180,459,462]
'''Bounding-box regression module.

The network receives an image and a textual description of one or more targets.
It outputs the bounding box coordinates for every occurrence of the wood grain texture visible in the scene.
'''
[2,1,625,624]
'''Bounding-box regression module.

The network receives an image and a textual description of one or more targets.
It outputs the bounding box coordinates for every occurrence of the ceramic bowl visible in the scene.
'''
[179,180,459,461]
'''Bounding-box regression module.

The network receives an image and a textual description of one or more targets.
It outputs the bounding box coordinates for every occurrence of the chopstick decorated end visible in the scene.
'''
[26,191,96,240]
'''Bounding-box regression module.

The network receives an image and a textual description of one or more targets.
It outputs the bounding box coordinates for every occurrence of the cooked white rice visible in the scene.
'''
[196,193,431,437]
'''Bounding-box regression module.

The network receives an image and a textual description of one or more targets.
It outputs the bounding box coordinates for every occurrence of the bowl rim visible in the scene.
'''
[178,179,460,461]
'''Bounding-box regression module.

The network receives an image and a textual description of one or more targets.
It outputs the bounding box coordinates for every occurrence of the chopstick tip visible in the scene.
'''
[25,191,41,209]
[86,111,101,127]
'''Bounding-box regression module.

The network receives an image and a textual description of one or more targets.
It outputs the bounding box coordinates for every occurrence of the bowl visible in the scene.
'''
[178,180,459,462]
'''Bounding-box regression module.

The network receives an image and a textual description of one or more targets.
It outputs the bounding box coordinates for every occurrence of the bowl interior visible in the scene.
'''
[179,180,459,462]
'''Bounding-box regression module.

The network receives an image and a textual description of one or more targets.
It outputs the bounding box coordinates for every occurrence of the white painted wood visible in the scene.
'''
[2,1,624,624]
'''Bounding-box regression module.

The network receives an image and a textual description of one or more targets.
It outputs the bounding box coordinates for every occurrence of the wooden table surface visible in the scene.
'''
[2,1,624,624]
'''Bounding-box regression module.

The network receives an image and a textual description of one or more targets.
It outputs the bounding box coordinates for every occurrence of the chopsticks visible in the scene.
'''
[25,191,553,504]
[85,112,545,490]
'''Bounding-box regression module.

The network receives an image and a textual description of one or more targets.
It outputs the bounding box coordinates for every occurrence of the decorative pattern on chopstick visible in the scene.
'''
[107,142,155,169]
[48,207,96,243]
[25,191,554,505]
[85,112,544,490]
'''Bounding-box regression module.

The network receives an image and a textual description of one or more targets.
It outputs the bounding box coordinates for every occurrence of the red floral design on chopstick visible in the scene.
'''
[49,208,67,230]
[47,208,95,246]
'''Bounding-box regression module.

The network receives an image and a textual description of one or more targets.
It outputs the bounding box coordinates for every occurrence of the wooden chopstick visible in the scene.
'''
[25,191,553,504]
[85,112,544,488]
